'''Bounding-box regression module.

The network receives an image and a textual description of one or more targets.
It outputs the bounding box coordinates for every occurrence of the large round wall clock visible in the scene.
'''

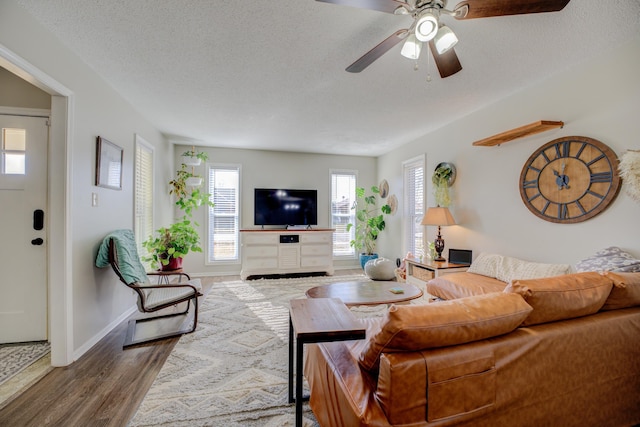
[519,136,621,224]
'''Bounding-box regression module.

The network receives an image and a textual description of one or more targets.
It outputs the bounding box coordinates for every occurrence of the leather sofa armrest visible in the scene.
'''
[376,343,497,425]
[424,342,496,422]
[376,352,428,425]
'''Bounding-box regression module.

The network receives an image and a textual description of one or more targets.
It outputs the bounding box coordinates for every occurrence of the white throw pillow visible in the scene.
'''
[467,252,502,278]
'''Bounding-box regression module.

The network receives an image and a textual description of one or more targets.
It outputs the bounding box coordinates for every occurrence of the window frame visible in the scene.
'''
[133,134,154,265]
[402,154,426,257]
[206,162,241,265]
[330,169,357,259]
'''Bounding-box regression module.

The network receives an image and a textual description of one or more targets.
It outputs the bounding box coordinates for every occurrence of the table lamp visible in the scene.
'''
[421,207,456,261]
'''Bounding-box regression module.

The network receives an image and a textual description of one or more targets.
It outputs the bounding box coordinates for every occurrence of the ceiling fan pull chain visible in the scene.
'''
[426,48,432,82]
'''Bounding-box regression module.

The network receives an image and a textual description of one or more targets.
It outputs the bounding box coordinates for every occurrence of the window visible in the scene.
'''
[403,155,425,256]
[207,164,240,262]
[134,135,154,263]
[330,170,357,258]
[2,128,26,175]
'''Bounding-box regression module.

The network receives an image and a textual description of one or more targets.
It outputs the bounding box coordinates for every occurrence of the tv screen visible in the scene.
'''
[254,188,317,226]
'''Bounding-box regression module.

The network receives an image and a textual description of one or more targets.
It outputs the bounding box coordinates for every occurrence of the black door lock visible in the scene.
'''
[31,238,44,245]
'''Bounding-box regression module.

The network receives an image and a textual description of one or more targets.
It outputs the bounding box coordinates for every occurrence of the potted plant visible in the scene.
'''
[432,162,456,207]
[142,218,203,270]
[181,150,208,166]
[169,157,214,216]
[143,147,214,270]
[347,185,391,269]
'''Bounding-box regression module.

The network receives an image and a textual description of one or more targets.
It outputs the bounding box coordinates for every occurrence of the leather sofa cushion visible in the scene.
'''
[505,272,613,325]
[602,272,640,310]
[427,272,507,300]
[358,292,532,371]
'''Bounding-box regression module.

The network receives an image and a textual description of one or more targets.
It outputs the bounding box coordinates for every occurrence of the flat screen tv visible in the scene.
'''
[254,188,317,227]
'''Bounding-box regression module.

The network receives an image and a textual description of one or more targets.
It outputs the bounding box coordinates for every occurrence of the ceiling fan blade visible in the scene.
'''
[453,0,570,19]
[316,0,409,14]
[428,42,462,78]
[346,29,409,73]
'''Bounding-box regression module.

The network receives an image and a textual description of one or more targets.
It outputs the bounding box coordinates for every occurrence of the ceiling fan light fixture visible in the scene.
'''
[415,9,439,42]
[400,34,422,59]
[434,25,458,54]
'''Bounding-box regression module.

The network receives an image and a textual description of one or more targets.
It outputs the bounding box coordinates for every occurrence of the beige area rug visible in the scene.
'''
[129,273,397,427]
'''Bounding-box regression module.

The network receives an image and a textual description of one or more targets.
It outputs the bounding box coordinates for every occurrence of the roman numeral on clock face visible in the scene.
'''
[590,172,612,183]
[558,203,568,219]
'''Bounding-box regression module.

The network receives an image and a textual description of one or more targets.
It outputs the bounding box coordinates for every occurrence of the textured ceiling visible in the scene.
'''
[15,0,640,156]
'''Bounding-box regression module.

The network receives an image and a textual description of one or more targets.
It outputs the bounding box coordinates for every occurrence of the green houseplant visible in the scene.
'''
[347,185,391,268]
[142,149,214,271]
[169,152,215,216]
[142,218,203,270]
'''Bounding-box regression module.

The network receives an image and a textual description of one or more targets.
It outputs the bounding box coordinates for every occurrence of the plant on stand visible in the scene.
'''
[142,148,214,271]
[142,218,202,270]
[347,185,391,269]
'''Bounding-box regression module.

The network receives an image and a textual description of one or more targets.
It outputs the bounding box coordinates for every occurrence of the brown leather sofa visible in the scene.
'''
[304,271,640,426]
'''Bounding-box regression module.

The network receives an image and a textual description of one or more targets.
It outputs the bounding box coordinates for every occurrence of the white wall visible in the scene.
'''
[0,66,50,108]
[378,36,640,266]
[173,145,377,274]
[0,2,173,361]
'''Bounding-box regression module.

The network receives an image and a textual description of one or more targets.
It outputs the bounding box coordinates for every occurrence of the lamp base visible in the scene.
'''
[434,226,445,262]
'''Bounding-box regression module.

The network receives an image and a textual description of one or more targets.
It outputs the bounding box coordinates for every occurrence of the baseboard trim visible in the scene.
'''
[73,305,137,361]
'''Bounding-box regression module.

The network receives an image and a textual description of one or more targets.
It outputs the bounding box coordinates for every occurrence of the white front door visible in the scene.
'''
[0,115,48,343]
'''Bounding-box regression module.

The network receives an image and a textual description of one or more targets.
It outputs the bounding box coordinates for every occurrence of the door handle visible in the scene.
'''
[33,209,44,230]
[31,238,44,246]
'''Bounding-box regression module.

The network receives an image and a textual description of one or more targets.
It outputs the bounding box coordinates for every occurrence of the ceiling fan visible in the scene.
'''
[316,0,571,77]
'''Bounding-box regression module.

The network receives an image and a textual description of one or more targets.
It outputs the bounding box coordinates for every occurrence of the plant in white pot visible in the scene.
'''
[347,185,391,269]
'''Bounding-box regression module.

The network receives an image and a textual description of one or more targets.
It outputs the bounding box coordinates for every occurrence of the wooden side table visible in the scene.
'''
[288,298,366,427]
[405,258,469,287]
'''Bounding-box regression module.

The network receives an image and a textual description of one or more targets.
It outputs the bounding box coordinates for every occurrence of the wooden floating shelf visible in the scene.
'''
[472,120,564,147]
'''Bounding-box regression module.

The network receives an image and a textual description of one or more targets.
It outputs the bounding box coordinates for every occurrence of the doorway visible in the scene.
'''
[1,47,74,366]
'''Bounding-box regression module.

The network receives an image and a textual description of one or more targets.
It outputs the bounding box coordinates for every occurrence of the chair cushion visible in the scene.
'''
[601,272,640,310]
[358,292,532,371]
[140,279,201,310]
[504,272,613,326]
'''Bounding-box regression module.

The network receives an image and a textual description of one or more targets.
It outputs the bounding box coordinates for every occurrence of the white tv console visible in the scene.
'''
[240,229,334,280]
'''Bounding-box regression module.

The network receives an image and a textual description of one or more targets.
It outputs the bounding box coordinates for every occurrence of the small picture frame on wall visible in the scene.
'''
[96,136,123,190]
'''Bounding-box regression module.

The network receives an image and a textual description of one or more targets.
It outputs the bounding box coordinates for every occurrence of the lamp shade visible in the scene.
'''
[434,25,458,54]
[401,34,422,59]
[421,207,456,226]
[415,10,439,42]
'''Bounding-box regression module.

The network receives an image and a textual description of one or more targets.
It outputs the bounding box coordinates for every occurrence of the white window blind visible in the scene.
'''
[330,170,356,258]
[403,156,425,257]
[134,136,154,264]
[208,165,240,262]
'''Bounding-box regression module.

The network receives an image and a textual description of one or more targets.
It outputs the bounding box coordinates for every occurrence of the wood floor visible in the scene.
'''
[0,271,362,426]
[0,275,229,427]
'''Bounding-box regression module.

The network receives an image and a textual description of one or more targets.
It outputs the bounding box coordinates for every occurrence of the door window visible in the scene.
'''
[2,128,26,175]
